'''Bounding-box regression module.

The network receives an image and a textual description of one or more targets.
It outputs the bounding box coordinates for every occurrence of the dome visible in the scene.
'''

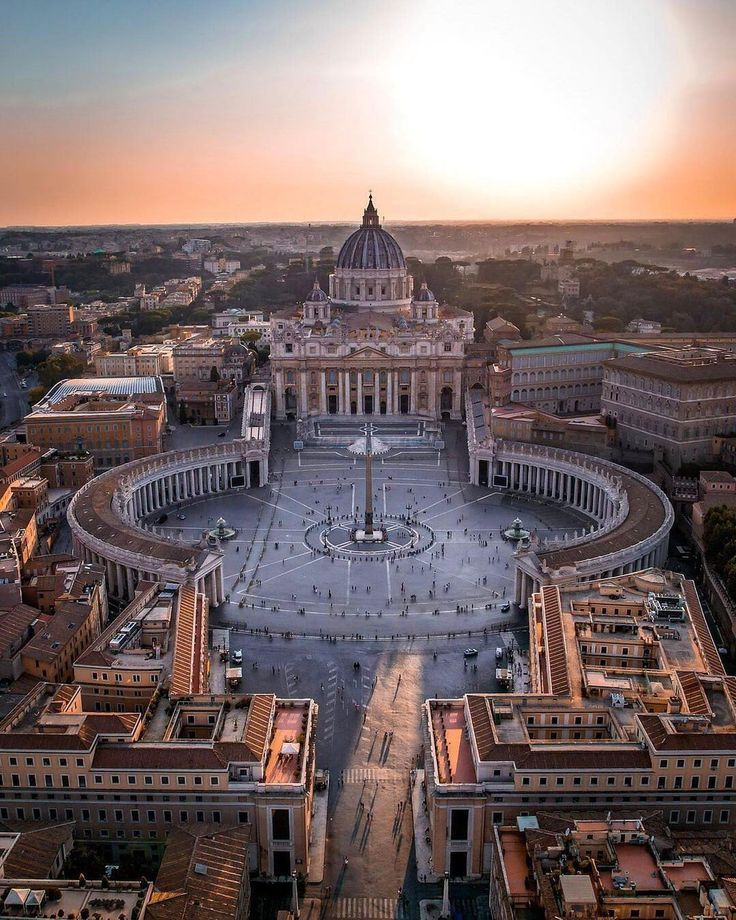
[414,282,435,302]
[305,278,329,302]
[335,195,406,271]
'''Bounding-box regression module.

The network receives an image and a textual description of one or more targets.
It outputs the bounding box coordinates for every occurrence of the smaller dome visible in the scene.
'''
[414,282,435,302]
[305,278,329,302]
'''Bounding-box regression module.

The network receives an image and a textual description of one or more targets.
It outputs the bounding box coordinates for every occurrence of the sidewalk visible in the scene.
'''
[412,769,438,882]
[308,779,329,884]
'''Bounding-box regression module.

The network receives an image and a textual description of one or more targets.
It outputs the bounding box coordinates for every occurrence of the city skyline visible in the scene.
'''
[2,0,735,226]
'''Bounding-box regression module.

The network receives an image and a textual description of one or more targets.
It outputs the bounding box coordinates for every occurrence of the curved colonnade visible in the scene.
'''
[68,388,270,605]
[466,392,674,606]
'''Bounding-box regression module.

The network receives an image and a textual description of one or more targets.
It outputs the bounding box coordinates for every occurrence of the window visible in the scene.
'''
[720,810,730,824]
[686,810,696,824]
[539,777,547,786]
[521,777,530,786]
[271,808,290,840]
[111,775,120,785]
[127,775,136,785]
[177,776,186,785]
[703,810,713,824]
[670,810,680,823]
[179,811,188,822]
[573,777,581,786]
[556,777,564,786]
[210,777,219,786]
[238,811,250,824]
[196,811,204,822]
[450,809,469,841]
[691,777,700,790]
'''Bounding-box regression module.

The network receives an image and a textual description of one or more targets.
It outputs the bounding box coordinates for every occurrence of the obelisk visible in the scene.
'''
[364,423,374,537]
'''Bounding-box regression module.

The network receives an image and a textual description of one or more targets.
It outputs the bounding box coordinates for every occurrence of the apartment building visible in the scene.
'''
[602,347,736,468]
[24,377,166,469]
[423,570,736,878]
[0,684,317,876]
[0,284,65,309]
[73,581,207,712]
[94,344,174,378]
[171,336,249,383]
[490,813,736,920]
[175,378,239,425]
[211,308,270,342]
[26,303,75,338]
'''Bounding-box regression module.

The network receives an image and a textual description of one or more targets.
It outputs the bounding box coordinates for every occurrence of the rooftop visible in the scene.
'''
[428,571,733,786]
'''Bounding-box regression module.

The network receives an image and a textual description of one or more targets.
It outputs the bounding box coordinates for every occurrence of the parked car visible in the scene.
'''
[501,601,511,612]
[231,649,243,664]
[463,648,478,658]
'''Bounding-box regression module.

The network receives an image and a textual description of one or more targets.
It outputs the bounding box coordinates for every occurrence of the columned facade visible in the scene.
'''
[270,197,474,420]
[68,388,271,606]
[465,390,674,604]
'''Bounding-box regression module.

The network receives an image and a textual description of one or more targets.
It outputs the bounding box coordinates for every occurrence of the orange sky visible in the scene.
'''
[1,0,735,225]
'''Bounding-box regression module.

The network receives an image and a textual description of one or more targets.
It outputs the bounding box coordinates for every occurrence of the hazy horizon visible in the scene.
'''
[2,0,735,225]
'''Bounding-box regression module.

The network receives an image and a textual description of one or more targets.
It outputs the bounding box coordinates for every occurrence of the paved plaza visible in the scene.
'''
[159,420,590,641]
[150,419,594,916]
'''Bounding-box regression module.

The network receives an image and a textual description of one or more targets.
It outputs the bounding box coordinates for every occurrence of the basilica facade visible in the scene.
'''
[269,196,474,420]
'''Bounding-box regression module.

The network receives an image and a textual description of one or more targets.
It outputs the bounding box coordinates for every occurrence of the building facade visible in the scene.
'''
[602,347,736,468]
[423,570,736,879]
[270,196,474,419]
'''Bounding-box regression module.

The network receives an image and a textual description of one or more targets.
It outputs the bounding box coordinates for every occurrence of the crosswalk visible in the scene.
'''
[340,766,406,783]
[329,897,489,919]
[330,897,401,918]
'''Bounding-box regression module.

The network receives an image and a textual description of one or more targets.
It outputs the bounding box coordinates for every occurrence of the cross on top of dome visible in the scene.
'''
[362,192,380,228]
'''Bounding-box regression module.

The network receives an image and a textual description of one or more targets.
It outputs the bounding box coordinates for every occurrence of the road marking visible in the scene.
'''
[424,491,499,522]
[341,767,405,783]
[384,558,392,604]
[253,554,325,586]
[331,898,401,919]
[414,489,463,515]
[346,559,352,606]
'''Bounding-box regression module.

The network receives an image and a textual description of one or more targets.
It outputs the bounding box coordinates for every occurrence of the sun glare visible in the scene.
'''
[389,0,680,212]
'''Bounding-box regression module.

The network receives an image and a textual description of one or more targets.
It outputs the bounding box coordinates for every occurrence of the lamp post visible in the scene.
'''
[440,870,450,919]
[291,870,300,920]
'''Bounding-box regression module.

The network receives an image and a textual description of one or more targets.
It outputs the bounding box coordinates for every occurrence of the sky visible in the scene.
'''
[1,0,735,225]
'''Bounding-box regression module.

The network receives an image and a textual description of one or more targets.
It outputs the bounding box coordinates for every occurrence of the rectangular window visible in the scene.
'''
[450,809,469,841]
[271,808,291,841]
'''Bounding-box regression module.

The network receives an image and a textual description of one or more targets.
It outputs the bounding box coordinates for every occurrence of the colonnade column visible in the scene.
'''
[386,371,393,417]
[357,374,363,414]
[320,372,328,415]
